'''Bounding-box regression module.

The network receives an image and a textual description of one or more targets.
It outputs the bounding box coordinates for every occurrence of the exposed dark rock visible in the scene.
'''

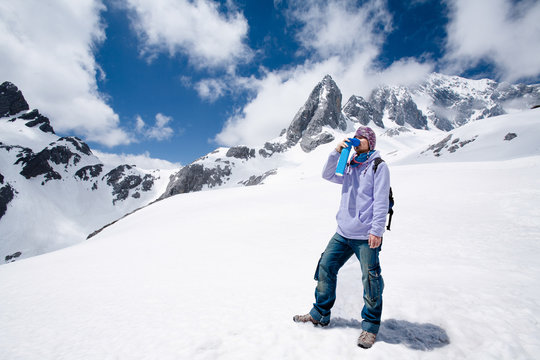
[75,164,104,181]
[504,132,517,141]
[160,163,232,198]
[18,109,55,134]
[5,251,22,263]
[0,143,34,160]
[258,142,287,158]
[431,116,454,132]
[422,134,478,156]
[383,127,411,137]
[370,87,428,130]
[343,95,384,128]
[447,137,478,153]
[286,75,347,152]
[59,137,92,156]
[299,132,335,152]
[239,169,277,186]
[422,135,453,157]
[141,176,154,191]
[0,82,29,117]
[15,149,62,181]
[532,105,540,109]
[226,146,255,160]
[0,175,16,220]
[103,165,155,204]
[15,137,93,181]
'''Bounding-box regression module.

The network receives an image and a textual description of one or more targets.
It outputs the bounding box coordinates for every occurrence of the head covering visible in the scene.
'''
[355,126,376,150]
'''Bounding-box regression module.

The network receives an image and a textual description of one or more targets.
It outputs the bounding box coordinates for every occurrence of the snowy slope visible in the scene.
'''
[389,108,540,164]
[1,110,539,359]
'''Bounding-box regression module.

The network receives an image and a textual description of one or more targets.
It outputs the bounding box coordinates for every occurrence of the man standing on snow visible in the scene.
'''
[293,126,390,349]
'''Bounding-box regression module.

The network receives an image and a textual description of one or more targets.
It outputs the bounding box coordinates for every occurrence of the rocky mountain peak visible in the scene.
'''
[369,86,428,130]
[285,74,347,152]
[0,81,29,117]
[342,95,384,128]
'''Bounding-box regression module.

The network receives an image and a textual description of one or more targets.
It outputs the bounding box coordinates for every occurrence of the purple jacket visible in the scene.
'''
[322,150,391,239]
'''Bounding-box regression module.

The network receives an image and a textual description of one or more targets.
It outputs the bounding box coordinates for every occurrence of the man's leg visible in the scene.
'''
[309,233,354,325]
[352,240,384,335]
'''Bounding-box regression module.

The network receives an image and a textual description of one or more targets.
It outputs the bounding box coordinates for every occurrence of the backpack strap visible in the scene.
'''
[373,157,394,231]
[387,187,394,231]
[373,157,384,173]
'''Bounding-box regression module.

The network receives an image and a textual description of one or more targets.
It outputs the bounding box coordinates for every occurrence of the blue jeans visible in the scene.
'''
[309,233,384,334]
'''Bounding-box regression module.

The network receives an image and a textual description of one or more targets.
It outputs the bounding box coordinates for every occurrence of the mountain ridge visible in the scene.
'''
[1,72,539,262]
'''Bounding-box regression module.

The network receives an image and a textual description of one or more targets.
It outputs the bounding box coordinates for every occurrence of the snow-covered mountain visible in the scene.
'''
[161,73,540,200]
[2,73,539,263]
[0,82,175,263]
[1,106,539,359]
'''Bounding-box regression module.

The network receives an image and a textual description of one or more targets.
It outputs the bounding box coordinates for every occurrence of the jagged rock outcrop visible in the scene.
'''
[75,164,104,181]
[258,142,287,158]
[0,172,15,220]
[160,163,231,198]
[285,75,347,152]
[421,134,478,157]
[370,87,428,130]
[17,109,55,134]
[342,95,384,128]
[0,82,29,117]
[15,137,91,182]
[103,165,155,204]
[239,169,277,186]
[226,146,255,160]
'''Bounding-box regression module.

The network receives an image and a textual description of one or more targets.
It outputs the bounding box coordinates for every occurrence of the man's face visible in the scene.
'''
[354,136,370,154]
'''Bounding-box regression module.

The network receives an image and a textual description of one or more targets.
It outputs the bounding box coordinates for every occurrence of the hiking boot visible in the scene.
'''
[357,330,377,349]
[293,313,328,327]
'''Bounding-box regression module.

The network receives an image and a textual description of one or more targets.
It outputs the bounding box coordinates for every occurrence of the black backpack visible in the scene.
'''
[373,158,394,231]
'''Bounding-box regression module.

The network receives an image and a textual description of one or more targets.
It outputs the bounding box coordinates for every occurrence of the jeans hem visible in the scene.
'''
[361,320,380,334]
[309,307,330,325]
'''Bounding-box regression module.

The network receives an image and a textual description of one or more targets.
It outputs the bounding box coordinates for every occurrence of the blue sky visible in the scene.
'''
[1,0,539,167]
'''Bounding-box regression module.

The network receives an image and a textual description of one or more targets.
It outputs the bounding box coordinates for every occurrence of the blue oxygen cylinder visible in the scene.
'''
[335,137,360,176]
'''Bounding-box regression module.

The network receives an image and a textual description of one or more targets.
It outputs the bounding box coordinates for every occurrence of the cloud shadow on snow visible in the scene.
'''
[327,318,450,351]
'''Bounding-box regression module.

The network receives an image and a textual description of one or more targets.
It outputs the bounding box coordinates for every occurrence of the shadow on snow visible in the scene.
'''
[327,318,450,351]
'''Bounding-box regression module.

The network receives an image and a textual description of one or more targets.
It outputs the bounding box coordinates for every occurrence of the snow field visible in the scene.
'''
[1,153,540,359]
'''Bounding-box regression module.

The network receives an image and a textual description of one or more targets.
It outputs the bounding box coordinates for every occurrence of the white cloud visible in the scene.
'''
[444,0,540,82]
[121,0,252,70]
[136,113,175,141]
[93,149,181,170]
[215,1,433,147]
[288,0,392,59]
[194,78,227,102]
[0,0,131,147]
